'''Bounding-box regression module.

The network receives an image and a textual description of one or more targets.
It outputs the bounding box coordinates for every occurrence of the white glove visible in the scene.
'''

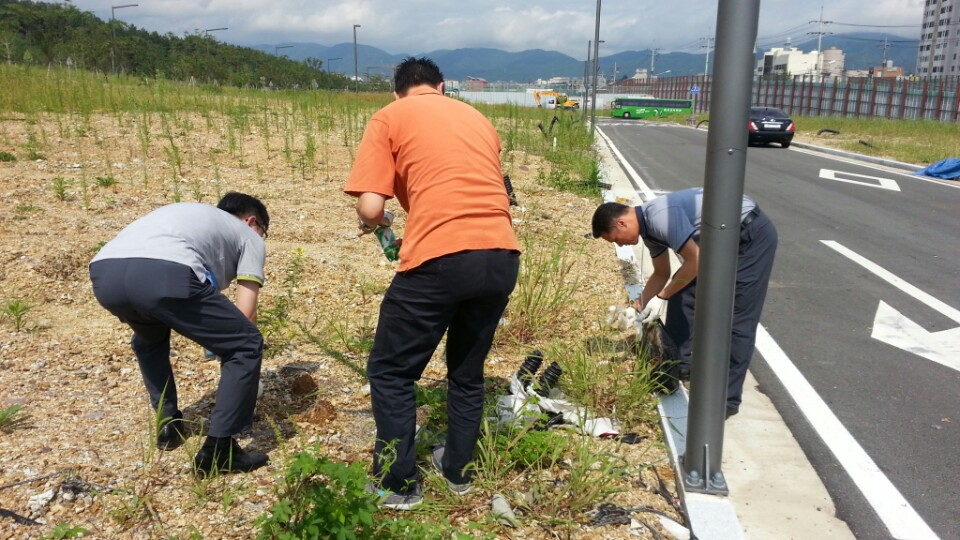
[639,295,668,325]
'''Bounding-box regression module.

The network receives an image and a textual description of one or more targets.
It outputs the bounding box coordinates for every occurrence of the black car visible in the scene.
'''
[748,107,795,148]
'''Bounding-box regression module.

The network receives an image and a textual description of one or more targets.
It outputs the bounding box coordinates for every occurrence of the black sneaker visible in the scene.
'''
[156,411,188,451]
[193,437,268,477]
[725,406,740,420]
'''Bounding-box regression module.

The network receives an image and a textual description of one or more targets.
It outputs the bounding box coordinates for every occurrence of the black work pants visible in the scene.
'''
[90,258,263,437]
[664,210,777,409]
[368,249,519,494]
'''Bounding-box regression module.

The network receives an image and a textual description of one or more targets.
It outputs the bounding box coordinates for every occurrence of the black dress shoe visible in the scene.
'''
[725,406,740,420]
[194,437,268,477]
[157,411,187,451]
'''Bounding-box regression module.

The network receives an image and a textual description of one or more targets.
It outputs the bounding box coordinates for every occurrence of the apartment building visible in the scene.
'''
[916,0,960,77]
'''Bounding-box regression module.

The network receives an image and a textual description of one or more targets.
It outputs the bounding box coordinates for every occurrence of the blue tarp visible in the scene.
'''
[915,158,960,180]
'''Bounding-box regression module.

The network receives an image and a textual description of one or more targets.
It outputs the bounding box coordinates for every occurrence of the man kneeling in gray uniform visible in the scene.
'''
[89,192,270,476]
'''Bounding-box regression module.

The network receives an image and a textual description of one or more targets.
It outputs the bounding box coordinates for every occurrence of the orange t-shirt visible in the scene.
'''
[344,86,520,271]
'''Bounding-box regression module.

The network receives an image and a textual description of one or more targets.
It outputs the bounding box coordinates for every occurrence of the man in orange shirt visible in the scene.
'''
[345,57,520,509]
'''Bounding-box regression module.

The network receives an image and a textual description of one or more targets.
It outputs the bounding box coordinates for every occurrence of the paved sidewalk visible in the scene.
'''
[596,134,857,540]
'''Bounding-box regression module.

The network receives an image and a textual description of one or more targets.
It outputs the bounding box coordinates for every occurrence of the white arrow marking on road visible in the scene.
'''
[872,301,960,371]
[823,240,960,373]
[820,168,901,191]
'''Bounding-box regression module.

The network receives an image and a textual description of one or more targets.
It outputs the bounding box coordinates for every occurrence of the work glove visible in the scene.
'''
[639,295,668,326]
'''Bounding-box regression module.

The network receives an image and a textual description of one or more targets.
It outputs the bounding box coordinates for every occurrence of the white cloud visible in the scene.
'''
[77,0,925,58]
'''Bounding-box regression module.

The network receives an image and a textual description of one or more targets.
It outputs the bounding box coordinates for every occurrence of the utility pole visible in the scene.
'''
[650,47,661,74]
[353,24,361,92]
[701,36,714,76]
[881,37,890,67]
[808,6,832,81]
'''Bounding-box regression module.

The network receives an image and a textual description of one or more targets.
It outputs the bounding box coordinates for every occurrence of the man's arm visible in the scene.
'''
[355,192,387,234]
[636,251,671,310]
[659,240,699,300]
[235,280,261,323]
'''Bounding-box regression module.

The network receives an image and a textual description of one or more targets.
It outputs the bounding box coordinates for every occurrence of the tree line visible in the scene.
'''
[0,0,366,89]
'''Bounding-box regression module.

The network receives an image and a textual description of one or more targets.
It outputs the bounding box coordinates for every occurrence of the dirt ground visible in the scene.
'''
[0,107,683,539]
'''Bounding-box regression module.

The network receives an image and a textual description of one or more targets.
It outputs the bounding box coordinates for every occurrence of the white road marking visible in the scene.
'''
[595,127,656,200]
[755,326,939,540]
[821,240,960,323]
[872,301,960,372]
[822,240,960,373]
[819,168,901,191]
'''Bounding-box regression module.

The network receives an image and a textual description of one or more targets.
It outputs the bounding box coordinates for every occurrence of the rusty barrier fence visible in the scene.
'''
[633,75,960,122]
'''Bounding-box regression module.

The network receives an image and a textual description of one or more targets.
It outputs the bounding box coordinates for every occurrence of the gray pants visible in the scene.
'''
[90,258,263,437]
[664,210,778,409]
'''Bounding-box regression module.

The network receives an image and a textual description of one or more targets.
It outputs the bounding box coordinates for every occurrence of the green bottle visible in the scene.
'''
[374,226,400,261]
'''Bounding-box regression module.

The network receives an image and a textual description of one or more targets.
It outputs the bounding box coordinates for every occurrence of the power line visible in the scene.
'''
[828,21,921,28]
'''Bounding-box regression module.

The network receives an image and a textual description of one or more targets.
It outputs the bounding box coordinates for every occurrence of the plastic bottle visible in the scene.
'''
[374,226,400,261]
[365,210,399,261]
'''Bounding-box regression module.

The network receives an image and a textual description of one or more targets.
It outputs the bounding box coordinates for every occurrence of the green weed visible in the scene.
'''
[256,447,469,539]
[502,231,582,343]
[2,298,32,331]
[40,523,89,539]
[0,404,27,433]
[0,151,16,162]
[51,177,70,201]
[96,176,119,187]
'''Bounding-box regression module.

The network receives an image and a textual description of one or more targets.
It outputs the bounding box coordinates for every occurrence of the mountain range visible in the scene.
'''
[253,33,919,83]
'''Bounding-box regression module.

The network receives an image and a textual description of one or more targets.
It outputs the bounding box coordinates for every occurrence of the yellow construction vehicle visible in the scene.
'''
[533,90,580,110]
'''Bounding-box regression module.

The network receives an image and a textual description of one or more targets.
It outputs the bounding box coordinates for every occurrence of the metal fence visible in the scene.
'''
[638,75,960,122]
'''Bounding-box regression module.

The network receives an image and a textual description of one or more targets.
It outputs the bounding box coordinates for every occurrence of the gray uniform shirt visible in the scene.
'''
[92,203,266,290]
[637,188,756,258]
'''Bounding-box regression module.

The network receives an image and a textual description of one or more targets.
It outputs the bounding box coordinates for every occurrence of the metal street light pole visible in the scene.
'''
[326,57,341,73]
[201,28,227,84]
[353,24,361,92]
[110,3,138,75]
[589,0,602,137]
[275,45,293,57]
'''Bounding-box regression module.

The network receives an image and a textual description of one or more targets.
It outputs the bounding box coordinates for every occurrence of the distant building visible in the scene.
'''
[870,62,905,79]
[916,0,960,77]
[756,46,845,78]
[463,76,487,91]
[821,47,845,78]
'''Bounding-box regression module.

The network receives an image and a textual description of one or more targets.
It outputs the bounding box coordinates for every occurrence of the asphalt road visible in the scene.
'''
[598,119,960,540]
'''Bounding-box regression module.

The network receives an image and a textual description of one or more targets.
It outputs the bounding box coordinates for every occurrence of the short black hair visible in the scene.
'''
[218,192,269,233]
[591,202,630,238]
[394,56,444,95]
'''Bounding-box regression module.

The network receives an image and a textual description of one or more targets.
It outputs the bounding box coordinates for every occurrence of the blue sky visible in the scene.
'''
[76,0,926,58]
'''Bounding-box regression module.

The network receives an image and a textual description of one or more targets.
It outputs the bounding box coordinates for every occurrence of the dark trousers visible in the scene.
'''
[90,258,263,437]
[664,210,777,409]
[368,249,519,493]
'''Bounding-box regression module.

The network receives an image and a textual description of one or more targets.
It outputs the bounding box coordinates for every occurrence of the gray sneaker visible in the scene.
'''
[431,446,473,496]
[365,482,423,510]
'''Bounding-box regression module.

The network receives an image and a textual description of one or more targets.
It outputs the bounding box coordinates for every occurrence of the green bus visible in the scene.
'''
[610,97,693,119]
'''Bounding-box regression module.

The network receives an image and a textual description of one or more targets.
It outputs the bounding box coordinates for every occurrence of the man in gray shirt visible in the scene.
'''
[592,188,777,419]
[90,192,270,476]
